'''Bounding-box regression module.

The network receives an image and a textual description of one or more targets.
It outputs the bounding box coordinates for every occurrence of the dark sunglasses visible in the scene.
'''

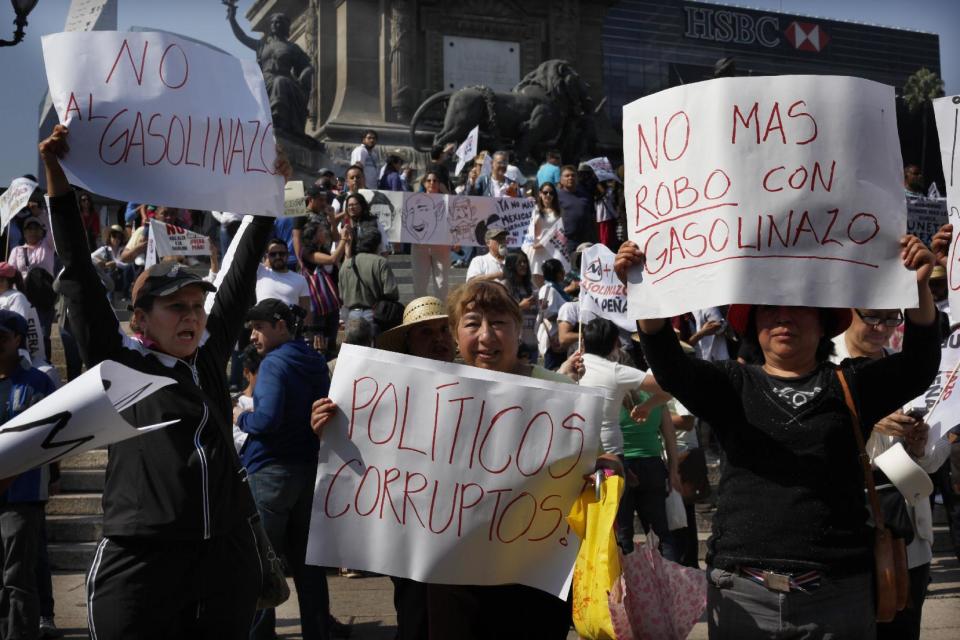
[268,251,288,258]
[855,309,903,327]
[540,190,556,196]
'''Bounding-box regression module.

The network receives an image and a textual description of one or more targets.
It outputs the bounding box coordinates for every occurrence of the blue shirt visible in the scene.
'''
[537,163,561,188]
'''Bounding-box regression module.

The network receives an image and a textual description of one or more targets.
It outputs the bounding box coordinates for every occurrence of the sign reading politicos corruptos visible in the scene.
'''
[623,75,916,319]
[306,345,603,598]
[41,31,283,216]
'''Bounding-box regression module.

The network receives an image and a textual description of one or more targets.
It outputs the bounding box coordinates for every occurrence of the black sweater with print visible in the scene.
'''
[640,318,940,575]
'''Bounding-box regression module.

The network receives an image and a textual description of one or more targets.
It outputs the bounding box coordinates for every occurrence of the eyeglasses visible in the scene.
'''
[540,191,555,196]
[268,251,288,258]
[855,309,903,327]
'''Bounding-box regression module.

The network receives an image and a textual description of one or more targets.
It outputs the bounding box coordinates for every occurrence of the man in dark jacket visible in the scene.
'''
[236,298,330,640]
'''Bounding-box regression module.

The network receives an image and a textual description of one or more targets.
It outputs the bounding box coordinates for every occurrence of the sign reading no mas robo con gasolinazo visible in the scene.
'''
[42,31,283,217]
[623,75,917,319]
[306,345,604,598]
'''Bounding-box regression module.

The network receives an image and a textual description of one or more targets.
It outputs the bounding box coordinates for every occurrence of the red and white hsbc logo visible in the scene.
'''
[784,21,831,52]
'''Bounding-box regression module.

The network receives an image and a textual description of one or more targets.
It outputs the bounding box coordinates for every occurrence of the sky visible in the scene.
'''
[0,0,958,185]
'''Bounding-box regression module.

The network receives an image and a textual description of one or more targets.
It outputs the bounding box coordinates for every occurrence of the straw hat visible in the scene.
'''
[376,297,447,353]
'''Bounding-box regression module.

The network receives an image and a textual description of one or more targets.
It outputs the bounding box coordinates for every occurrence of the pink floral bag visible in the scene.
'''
[607,533,706,639]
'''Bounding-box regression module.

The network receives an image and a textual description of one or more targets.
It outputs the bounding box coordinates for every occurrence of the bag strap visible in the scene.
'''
[835,368,888,533]
[350,254,379,301]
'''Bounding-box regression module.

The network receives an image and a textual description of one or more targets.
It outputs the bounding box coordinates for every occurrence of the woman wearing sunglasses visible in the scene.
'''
[521,182,563,288]
[831,307,949,640]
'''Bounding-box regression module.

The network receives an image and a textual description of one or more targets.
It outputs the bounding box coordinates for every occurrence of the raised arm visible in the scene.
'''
[40,125,122,365]
[226,3,259,52]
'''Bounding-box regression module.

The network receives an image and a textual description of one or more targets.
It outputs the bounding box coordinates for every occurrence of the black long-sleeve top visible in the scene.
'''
[639,317,940,575]
[51,191,271,539]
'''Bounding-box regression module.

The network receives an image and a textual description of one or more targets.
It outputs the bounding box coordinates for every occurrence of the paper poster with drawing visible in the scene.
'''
[623,75,915,319]
[0,361,178,479]
[41,31,283,217]
[306,345,604,598]
[579,244,634,332]
[359,189,404,243]
[401,192,451,245]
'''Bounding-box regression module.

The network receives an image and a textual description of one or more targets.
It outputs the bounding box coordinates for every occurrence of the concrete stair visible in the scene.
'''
[387,253,469,304]
[48,449,106,570]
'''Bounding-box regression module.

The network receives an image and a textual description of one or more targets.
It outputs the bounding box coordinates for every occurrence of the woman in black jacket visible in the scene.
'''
[40,125,286,639]
[614,235,940,639]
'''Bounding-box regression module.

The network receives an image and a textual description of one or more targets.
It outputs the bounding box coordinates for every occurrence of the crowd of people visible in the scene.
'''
[0,121,954,640]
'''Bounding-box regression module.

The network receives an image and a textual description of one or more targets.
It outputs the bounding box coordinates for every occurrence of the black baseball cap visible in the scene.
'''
[0,310,28,340]
[131,262,216,308]
[244,298,295,327]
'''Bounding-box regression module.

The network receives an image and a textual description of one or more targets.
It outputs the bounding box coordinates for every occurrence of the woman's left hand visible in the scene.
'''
[558,350,585,380]
[595,454,624,477]
[901,234,936,282]
[274,145,293,180]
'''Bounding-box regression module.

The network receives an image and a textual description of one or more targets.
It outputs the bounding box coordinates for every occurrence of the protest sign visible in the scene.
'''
[41,31,283,216]
[359,189,405,243]
[585,157,620,183]
[358,191,536,248]
[306,345,604,597]
[521,215,570,272]
[623,75,915,319]
[934,95,960,317]
[149,219,210,259]
[579,244,635,332]
[283,181,307,217]
[401,192,451,245]
[906,196,947,246]
[455,125,479,176]
[0,361,177,479]
[0,177,38,231]
[904,328,960,455]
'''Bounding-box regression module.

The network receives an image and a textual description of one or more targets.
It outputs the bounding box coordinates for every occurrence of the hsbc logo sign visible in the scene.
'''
[784,21,830,52]
[683,5,830,53]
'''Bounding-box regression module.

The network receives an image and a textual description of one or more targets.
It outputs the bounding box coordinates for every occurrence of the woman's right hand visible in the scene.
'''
[310,398,338,437]
[39,125,70,165]
[932,223,953,268]
[613,241,644,287]
[874,409,917,439]
[39,125,71,196]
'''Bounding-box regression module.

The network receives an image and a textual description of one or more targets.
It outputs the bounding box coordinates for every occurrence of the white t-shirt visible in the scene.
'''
[466,253,503,282]
[350,145,380,191]
[578,352,652,455]
[0,289,47,363]
[694,307,730,362]
[232,394,254,453]
[255,265,310,306]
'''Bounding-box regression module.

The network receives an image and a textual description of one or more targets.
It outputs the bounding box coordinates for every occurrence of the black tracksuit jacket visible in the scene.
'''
[50,191,271,540]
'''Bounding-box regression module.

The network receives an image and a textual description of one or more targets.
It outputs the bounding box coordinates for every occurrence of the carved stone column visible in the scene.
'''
[322,0,384,133]
[390,0,416,123]
[305,0,319,128]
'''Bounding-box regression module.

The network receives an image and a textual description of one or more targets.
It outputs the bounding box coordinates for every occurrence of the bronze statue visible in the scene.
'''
[409,60,597,165]
[225,1,314,136]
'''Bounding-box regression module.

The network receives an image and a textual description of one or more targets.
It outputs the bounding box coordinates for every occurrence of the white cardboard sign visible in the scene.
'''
[0,361,178,479]
[579,244,635,333]
[283,181,307,217]
[149,219,210,257]
[41,31,283,216]
[934,96,960,317]
[623,75,915,319]
[0,177,38,231]
[358,190,536,248]
[306,345,604,598]
[455,125,479,176]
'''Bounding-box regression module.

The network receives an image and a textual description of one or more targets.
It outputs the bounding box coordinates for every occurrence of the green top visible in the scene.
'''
[620,391,664,459]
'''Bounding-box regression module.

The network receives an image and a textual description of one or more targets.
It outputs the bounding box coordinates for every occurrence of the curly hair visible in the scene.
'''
[447,280,522,332]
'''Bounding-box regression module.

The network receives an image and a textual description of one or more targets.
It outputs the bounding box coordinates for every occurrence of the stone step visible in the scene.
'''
[47,493,103,516]
[47,541,99,572]
[60,469,105,493]
[60,449,108,470]
[47,514,102,543]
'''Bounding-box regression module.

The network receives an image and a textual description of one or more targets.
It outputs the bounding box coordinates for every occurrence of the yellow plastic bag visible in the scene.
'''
[567,475,624,640]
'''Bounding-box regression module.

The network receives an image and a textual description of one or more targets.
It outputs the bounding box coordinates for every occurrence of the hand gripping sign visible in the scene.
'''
[623,75,916,319]
[41,31,283,216]
[0,361,178,479]
[306,345,604,598]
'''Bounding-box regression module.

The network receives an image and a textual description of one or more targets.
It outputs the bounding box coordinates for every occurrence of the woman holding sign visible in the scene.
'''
[614,235,940,638]
[40,124,289,640]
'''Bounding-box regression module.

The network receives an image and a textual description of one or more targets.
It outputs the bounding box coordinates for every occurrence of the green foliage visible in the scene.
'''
[903,68,945,113]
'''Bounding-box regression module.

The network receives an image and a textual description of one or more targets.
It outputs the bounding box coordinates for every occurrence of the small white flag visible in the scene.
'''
[454,126,480,176]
